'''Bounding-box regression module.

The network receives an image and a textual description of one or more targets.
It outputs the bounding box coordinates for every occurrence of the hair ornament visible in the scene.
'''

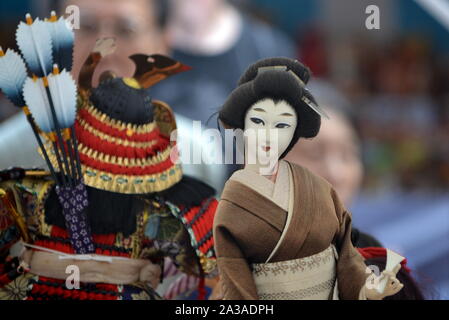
[257,66,330,119]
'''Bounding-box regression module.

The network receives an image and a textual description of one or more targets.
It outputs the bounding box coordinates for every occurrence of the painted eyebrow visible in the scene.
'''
[278,112,294,117]
[252,108,266,112]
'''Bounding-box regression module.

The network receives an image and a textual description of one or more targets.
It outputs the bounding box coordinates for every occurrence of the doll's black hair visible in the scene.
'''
[218,57,321,158]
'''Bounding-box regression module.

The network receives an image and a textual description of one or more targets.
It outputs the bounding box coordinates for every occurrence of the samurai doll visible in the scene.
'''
[0,13,217,300]
[213,57,404,300]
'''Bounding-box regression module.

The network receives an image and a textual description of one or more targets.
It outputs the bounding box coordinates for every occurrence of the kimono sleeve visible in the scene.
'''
[331,188,369,300]
[213,200,259,300]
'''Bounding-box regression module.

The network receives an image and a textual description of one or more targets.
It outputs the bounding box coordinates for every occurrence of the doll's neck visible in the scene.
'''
[244,161,280,183]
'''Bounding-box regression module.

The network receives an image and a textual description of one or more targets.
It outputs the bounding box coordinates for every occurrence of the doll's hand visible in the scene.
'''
[93,37,117,57]
[364,264,404,300]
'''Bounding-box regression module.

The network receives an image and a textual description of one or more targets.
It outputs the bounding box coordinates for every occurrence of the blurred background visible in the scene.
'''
[0,0,448,299]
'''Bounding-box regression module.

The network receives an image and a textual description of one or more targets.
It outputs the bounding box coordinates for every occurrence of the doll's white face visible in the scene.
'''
[244,99,297,174]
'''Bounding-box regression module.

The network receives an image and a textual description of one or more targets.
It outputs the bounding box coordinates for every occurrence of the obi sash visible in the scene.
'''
[252,245,339,300]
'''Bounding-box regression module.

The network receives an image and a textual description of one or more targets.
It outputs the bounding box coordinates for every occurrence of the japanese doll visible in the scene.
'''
[213,57,403,300]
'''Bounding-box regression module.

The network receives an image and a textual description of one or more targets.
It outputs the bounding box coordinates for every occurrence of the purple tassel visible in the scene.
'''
[55,182,95,254]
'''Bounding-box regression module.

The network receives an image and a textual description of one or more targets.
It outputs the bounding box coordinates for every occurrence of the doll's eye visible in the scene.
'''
[275,123,291,129]
[250,117,265,125]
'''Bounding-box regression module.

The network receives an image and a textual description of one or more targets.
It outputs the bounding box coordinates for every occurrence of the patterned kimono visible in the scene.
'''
[213,160,369,300]
[0,172,217,300]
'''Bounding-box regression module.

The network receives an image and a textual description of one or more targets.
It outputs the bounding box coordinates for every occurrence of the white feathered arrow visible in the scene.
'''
[45,11,74,72]
[17,14,81,185]
[16,14,53,77]
[0,46,59,181]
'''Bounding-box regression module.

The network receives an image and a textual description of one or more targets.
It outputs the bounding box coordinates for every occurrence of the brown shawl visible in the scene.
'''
[213,161,368,300]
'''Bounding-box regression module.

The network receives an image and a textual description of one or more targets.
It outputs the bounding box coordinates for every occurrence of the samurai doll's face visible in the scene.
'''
[244,98,297,173]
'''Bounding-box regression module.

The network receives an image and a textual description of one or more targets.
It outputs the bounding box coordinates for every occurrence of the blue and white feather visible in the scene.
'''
[16,15,53,77]
[0,48,28,107]
[47,68,78,128]
[23,77,54,132]
[45,12,74,72]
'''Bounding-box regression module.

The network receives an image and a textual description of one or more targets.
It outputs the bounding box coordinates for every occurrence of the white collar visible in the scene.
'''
[229,160,290,211]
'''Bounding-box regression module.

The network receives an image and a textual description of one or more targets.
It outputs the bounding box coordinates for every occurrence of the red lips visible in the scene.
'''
[262,146,271,152]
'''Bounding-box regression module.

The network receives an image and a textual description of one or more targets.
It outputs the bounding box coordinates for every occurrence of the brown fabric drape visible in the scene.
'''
[213,162,368,300]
